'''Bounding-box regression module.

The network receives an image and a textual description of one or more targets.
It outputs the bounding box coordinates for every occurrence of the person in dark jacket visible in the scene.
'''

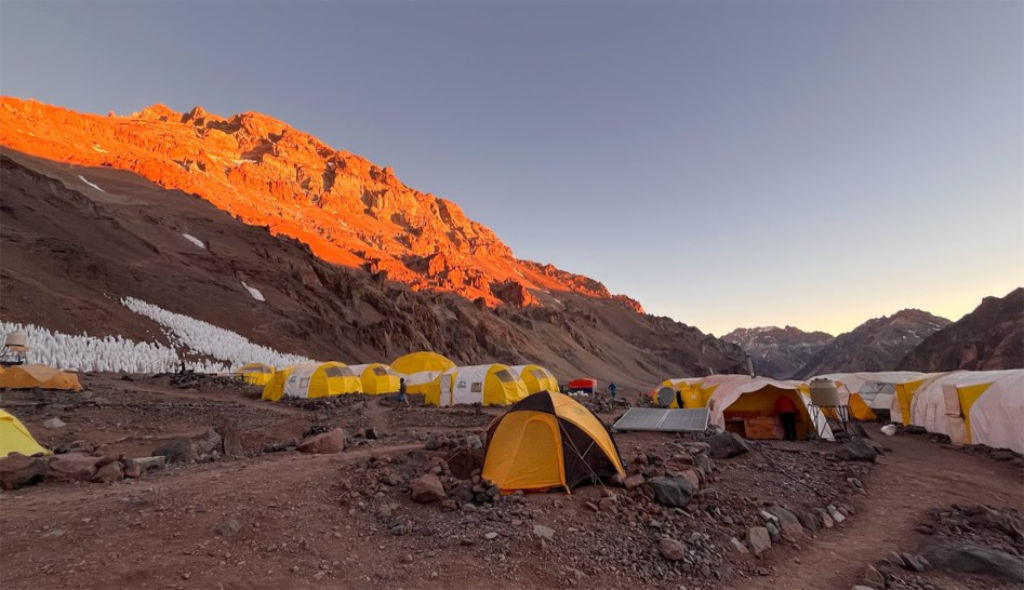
[608,382,617,401]
[397,378,407,403]
[774,395,798,441]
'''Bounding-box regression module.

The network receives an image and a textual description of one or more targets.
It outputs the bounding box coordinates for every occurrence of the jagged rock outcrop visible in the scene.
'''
[0,97,639,311]
[898,288,1023,372]
[723,326,834,379]
[792,310,951,379]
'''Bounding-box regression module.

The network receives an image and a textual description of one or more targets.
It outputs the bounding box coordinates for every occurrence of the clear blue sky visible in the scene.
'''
[2,1,1021,335]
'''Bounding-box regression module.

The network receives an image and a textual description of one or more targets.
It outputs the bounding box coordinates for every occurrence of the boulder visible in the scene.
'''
[924,544,1024,583]
[693,453,714,474]
[705,432,750,459]
[648,476,697,508]
[678,469,700,491]
[48,453,100,481]
[836,438,878,462]
[92,460,124,483]
[797,510,821,532]
[297,428,346,454]
[193,429,223,458]
[658,537,687,561]
[134,456,166,472]
[0,453,49,490]
[120,457,143,478]
[747,526,772,556]
[218,422,245,457]
[152,438,197,464]
[410,473,446,503]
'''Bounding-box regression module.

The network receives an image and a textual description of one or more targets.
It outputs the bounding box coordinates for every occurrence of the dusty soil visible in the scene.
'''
[1,375,1022,590]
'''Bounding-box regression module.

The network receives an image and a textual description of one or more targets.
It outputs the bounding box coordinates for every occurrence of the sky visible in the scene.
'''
[2,1,1021,336]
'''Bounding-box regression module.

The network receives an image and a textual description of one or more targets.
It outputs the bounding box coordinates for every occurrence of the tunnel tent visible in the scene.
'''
[909,370,1024,453]
[707,377,834,441]
[391,351,455,397]
[817,371,927,414]
[0,364,83,391]
[432,364,529,407]
[656,377,710,408]
[0,409,50,457]
[348,363,402,395]
[234,363,275,386]
[509,364,559,395]
[261,361,362,401]
[482,390,626,493]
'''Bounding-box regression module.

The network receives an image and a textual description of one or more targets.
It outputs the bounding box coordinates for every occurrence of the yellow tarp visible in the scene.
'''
[235,363,275,386]
[0,409,50,457]
[0,365,83,391]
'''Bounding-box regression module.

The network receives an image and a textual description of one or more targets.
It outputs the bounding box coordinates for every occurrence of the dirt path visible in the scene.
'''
[744,425,1024,590]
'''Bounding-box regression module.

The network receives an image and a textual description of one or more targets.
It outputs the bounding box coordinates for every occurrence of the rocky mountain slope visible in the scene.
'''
[0,97,640,312]
[722,326,834,379]
[791,309,951,379]
[0,148,746,388]
[898,288,1023,372]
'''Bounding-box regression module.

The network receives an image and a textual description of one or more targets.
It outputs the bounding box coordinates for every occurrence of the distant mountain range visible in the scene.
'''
[727,290,1023,379]
[898,288,1023,372]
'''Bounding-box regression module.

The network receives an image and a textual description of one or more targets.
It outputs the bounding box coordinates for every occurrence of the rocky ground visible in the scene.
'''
[1,373,1022,590]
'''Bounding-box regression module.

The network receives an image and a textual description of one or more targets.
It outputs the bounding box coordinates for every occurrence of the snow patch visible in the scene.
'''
[182,233,206,249]
[241,281,265,302]
[121,297,310,369]
[78,175,106,193]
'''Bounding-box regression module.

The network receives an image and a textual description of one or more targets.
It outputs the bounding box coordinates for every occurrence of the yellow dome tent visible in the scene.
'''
[0,364,83,391]
[391,351,456,398]
[348,363,402,394]
[235,363,275,386]
[431,364,529,407]
[509,364,559,394]
[482,391,625,493]
[261,362,362,401]
[0,409,50,457]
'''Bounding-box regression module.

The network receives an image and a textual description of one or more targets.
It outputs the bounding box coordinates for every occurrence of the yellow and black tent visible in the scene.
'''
[0,364,83,391]
[482,391,625,493]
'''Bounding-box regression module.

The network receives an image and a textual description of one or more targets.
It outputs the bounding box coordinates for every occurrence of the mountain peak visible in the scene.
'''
[0,96,642,313]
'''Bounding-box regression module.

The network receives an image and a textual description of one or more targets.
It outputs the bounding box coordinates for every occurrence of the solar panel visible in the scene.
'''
[612,407,709,432]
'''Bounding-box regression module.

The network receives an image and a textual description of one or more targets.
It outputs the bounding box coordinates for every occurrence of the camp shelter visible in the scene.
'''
[707,377,834,441]
[348,363,402,395]
[391,351,455,397]
[261,362,362,401]
[235,363,275,386]
[909,370,1024,453]
[431,364,529,407]
[654,378,705,408]
[0,409,50,457]
[482,390,625,493]
[817,371,927,417]
[509,364,559,395]
[567,378,597,393]
[0,364,83,391]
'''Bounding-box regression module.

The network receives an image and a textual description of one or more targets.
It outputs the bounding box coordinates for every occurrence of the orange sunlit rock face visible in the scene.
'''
[0,97,643,312]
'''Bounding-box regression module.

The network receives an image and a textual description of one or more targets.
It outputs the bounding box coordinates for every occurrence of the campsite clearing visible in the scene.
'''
[0,373,1021,590]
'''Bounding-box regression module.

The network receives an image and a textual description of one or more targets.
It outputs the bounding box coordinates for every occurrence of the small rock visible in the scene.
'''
[364,428,379,440]
[887,551,907,569]
[747,526,772,556]
[863,564,885,587]
[409,474,446,503]
[648,476,697,508]
[730,537,749,554]
[624,474,645,490]
[658,537,687,561]
[484,532,498,540]
[43,417,66,429]
[91,460,124,483]
[533,524,555,540]
[215,519,241,537]
[836,438,878,462]
[0,453,49,490]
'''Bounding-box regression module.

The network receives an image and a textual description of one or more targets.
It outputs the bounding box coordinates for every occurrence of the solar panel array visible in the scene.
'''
[612,407,710,432]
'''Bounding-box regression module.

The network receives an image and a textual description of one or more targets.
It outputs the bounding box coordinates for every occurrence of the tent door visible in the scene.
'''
[440,373,453,407]
[942,384,968,445]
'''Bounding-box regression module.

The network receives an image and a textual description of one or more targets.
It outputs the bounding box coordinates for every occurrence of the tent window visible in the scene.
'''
[494,370,514,383]
[324,366,346,377]
[530,369,547,380]
[371,367,388,376]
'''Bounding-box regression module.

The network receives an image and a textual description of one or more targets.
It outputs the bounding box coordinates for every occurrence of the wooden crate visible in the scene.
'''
[743,416,782,440]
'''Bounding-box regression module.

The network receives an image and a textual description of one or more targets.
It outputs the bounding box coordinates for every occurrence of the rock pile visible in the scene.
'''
[0,451,165,490]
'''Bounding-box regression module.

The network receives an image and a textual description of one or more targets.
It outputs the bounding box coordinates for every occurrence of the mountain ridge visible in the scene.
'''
[0,97,642,313]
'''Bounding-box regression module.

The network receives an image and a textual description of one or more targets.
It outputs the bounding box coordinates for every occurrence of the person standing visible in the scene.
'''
[397,377,407,404]
[608,382,617,401]
[774,395,798,441]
